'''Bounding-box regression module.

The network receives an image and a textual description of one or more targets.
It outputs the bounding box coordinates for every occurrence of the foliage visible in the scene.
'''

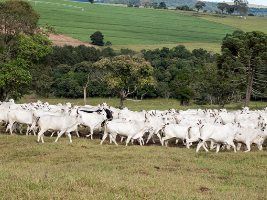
[176,5,193,11]
[217,30,267,106]
[195,1,206,12]
[157,2,167,9]
[142,45,218,104]
[0,1,52,100]
[0,0,39,46]
[0,59,31,100]
[16,34,52,64]
[93,55,155,107]
[90,31,104,46]
[217,3,229,14]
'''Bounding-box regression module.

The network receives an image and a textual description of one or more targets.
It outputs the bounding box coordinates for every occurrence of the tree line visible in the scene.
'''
[0,0,266,108]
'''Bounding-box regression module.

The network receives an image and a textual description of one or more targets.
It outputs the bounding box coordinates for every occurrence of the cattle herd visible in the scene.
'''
[0,99,267,153]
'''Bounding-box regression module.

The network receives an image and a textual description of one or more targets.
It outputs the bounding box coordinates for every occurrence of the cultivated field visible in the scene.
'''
[21,0,266,52]
[25,0,236,51]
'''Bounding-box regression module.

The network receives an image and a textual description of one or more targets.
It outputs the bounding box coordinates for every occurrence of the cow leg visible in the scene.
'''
[100,132,108,145]
[37,130,45,143]
[26,125,30,136]
[185,140,190,149]
[210,140,215,150]
[237,143,242,151]
[256,137,264,151]
[196,140,208,153]
[19,124,23,135]
[125,136,132,146]
[75,129,80,138]
[161,136,170,146]
[175,139,179,145]
[90,128,93,140]
[141,138,144,146]
[228,141,236,153]
[55,131,65,143]
[203,142,209,152]
[244,141,251,152]
[216,144,220,153]
[120,136,125,143]
[8,122,14,135]
[50,131,56,137]
[146,132,153,144]
[156,132,162,145]
[110,134,118,146]
[41,134,45,143]
[66,132,72,143]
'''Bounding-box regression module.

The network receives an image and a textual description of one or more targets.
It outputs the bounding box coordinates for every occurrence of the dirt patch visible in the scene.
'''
[199,186,210,192]
[49,33,96,47]
[137,170,150,176]
[198,168,211,173]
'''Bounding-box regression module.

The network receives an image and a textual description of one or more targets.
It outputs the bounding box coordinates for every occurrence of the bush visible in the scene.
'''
[90,31,104,46]
[105,41,112,46]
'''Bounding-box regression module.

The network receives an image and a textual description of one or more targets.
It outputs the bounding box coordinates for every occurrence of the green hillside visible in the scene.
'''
[25,0,238,51]
[1,0,266,51]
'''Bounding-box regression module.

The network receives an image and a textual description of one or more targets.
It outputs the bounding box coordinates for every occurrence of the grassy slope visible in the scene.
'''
[198,14,267,33]
[0,134,266,199]
[27,0,236,52]
[20,96,267,111]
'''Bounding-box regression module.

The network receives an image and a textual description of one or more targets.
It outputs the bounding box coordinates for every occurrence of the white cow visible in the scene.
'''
[161,124,191,148]
[78,108,112,139]
[36,114,82,143]
[235,127,267,152]
[196,123,238,153]
[100,120,151,146]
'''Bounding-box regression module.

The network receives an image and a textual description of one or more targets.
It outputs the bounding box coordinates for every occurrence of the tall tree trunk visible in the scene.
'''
[245,71,253,107]
[120,96,124,109]
[83,86,87,105]
[119,90,126,109]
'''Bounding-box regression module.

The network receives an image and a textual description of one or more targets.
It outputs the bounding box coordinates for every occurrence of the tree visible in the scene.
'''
[217,3,229,14]
[0,0,39,59]
[93,55,155,108]
[0,59,31,100]
[226,5,235,15]
[217,31,267,106]
[0,1,52,100]
[88,0,94,3]
[234,0,249,16]
[238,3,248,17]
[195,1,206,12]
[90,31,104,46]
[128,0,140,7]
[158,2,167,9]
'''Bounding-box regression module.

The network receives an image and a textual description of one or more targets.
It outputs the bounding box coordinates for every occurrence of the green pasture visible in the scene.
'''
[27,0,236,51]
[0,134,266,199]
[19,96,267,111]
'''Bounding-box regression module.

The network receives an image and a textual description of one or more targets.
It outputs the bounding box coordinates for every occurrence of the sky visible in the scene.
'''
[207,0,267,6]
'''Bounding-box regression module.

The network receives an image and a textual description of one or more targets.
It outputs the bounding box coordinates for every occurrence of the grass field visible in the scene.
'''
[23,0,237,52]
[1,98,266,199]
[19,96,267,111]
[0,133,266,199]
[18,0,265,52]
